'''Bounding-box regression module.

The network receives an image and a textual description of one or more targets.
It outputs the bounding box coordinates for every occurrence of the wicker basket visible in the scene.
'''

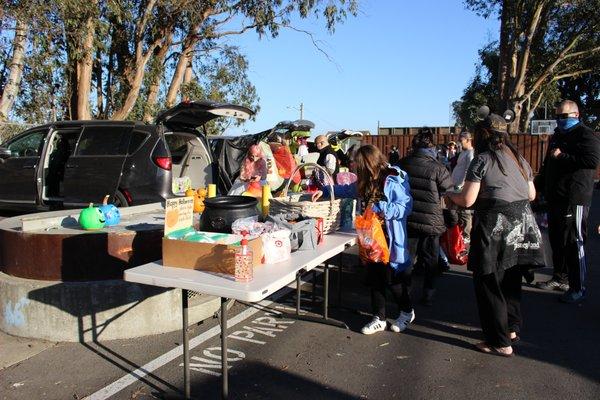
[269,163,342,234]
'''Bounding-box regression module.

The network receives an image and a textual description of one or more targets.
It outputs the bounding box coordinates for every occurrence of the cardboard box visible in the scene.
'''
[162,236,263,275]
[162,197,263,275]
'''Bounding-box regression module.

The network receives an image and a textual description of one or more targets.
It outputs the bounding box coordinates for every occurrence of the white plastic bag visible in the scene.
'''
[261,229,291,264]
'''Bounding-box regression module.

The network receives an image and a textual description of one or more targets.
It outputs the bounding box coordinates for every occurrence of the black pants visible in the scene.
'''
[473,266,522,348]
[547,203,589,292]
[367,263,413,319]
[409,234,440,290]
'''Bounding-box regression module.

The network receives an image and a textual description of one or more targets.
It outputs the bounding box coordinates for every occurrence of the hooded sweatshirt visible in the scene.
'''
[323,166,413,271]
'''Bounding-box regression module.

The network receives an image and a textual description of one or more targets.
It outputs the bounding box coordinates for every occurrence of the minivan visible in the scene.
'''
[0,101,253,211]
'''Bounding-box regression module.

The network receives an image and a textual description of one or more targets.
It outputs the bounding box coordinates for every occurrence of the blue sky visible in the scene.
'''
[224,0,499,136]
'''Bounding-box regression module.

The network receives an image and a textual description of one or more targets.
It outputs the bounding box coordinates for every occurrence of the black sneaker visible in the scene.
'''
[536,279,569,292]
[559,290,586,304]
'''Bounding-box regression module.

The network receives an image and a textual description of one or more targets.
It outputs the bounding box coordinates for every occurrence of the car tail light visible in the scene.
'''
[153,156,172,170]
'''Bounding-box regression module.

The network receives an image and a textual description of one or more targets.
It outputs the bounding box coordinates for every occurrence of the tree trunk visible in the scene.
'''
[75,18,95,120]
[110,58,151,120]
[497,2,511,109]
[165,47,194,107]
[94,50,104,118]
[165,23,201,107]
[144,37,172,123]
[0,19,28,121]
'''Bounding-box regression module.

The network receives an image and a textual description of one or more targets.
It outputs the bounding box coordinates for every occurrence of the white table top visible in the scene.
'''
[124,232,356,302]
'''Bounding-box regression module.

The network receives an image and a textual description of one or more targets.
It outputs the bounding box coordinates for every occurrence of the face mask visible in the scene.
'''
[556,117,579,132]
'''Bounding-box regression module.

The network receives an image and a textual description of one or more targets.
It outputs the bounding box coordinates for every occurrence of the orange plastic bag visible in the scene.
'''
[355,208,390,264]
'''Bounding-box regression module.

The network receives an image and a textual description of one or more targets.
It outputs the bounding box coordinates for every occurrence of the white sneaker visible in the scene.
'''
[390,310,415,333]
[361,316,387,335]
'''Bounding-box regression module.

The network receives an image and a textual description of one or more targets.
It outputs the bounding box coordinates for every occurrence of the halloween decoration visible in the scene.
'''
[99,195,121,226]
[79,203,106,230]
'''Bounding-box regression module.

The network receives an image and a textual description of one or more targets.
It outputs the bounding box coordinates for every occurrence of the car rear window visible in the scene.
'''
[165,134,189,164]
[75,126,132,156]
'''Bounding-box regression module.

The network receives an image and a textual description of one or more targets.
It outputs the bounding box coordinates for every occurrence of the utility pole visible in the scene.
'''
[300,102,303,119]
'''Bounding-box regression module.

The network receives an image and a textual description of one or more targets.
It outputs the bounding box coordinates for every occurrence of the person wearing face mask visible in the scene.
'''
[534,100,600,304]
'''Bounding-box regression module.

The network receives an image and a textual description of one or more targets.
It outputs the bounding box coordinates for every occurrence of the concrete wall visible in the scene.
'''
[0,272,220,342]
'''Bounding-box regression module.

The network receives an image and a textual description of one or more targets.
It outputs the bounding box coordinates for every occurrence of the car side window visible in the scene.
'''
[6,130,47,157]
[75,126,132,156]
[128,131,149,155]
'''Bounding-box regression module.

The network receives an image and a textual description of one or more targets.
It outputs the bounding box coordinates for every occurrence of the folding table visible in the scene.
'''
[124,232,356,399]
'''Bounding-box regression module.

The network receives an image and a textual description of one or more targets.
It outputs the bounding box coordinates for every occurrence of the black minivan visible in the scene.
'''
[0,101,253,211]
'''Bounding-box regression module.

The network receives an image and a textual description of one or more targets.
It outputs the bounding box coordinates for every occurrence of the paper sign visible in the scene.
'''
[164,197,194,236]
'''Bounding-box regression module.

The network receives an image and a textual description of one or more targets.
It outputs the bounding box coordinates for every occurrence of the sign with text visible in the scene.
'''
[164,197,194,236]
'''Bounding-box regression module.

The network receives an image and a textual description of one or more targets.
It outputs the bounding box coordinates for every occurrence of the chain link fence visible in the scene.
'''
[0,122,33,144]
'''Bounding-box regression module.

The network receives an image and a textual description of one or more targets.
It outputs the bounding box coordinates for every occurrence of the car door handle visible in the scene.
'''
[65,164,78,169]
[22,165,36,169]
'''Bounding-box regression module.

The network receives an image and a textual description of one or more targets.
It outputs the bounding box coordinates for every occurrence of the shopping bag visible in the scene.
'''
[354,208,390,264]
[440,225,468,265]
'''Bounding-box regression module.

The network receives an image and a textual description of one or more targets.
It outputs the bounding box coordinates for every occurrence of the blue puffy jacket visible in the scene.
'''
[323,166,413,271]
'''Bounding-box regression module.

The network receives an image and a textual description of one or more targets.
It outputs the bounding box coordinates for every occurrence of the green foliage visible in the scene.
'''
[459,0,600,131]
[1,0,359,124]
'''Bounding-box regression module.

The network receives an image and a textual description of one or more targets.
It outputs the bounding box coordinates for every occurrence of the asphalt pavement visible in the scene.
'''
[1,194,600,400]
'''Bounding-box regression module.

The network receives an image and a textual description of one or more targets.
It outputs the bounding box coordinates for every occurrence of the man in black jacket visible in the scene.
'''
[535,100,600,303]
[399,128,453,305]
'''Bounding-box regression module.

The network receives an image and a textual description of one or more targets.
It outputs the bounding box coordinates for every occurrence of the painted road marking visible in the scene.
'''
[83,279,320,400]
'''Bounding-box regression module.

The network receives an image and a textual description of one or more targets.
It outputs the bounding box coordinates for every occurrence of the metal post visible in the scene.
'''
[296,272,301,315]
[323,263,329,320]
[221,297,228,400]
[182,289,190,399]
[312,270,317,305]
[337,254,343,306]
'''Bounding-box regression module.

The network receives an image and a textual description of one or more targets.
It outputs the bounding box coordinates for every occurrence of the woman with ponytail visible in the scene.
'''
[446,114,546,357]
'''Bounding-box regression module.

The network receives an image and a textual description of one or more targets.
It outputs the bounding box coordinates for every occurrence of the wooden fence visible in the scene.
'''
[361,134,550,174]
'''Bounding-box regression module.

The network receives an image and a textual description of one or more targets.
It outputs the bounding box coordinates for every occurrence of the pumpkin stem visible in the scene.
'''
[103,195,110,205]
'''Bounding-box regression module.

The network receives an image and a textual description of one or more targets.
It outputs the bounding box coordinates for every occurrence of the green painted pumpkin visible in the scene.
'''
[79,203,106,230]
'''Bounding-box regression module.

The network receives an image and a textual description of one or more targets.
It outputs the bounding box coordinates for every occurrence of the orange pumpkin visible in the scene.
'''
[185,189,196,197]
[193,196,205,213]
[196,187,208,198]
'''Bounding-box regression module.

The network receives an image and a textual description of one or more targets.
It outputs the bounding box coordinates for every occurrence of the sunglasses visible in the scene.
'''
[556,112,576,120]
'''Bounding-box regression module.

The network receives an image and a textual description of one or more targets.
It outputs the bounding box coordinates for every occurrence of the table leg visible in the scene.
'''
[221,297,228,400]
[296,272,302,315]
[278,263,348,329]
[337,253,343,306]
[323,263,329,320]
[182,289,190,400]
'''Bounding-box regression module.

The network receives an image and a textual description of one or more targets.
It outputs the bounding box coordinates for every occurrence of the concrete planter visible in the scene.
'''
[0,272,220,342]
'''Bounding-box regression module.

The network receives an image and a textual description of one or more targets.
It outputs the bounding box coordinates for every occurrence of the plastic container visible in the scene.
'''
[234,238,253,282]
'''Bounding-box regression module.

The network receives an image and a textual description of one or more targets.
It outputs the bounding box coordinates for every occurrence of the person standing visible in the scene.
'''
[452,132,475,242]
[314,135,339,185]
[399,128,453,306]
[389,145,400,166]
[535,100,600,303]
[446,113,544,356]
[312,145,414,334]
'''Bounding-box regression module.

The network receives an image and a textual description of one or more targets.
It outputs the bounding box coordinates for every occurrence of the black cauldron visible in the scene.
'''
[200,196,258,233]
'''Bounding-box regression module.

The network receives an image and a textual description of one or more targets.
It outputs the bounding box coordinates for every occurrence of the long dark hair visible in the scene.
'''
[354,144,389,202]
[473,114,528,181]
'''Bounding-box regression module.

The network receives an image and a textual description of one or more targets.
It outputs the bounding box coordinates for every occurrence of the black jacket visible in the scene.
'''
[399,151,453,236]
[316,145,339,178]
[537,123,600,206]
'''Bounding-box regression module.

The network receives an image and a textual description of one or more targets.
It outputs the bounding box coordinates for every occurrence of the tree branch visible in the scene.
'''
[283,25,341,71]
[513,0,549,96]
[551,68,595,81]
[520,31,584,101]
